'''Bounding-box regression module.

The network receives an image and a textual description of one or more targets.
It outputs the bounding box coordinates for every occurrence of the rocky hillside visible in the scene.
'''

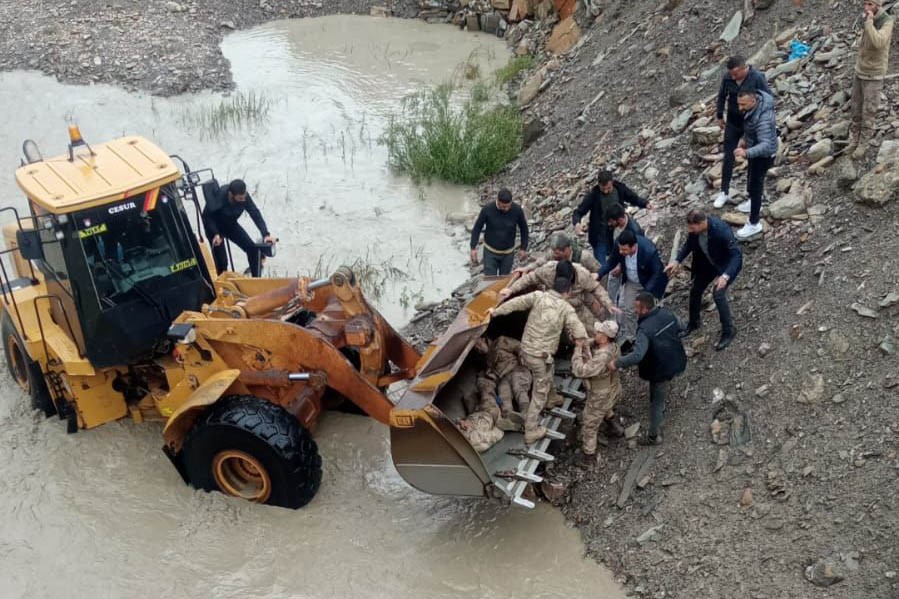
[457,1,899,597]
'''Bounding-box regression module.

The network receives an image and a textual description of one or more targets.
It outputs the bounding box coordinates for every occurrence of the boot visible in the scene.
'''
[496,412,525,432]
[638,432,663,446]
[524,425,548,445]
[680,321,701,339]
[546,389,564,409]
[715,329,736,351]
[604,417,625,438]
[578,451,597,471]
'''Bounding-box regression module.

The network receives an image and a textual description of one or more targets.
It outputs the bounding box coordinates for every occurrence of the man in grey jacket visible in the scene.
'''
[733,89,778,240]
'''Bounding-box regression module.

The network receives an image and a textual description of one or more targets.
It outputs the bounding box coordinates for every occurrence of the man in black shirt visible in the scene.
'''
[572,171,648,269]
[713,55,772,209]
[202,179,275,277]
[470,188,529,276]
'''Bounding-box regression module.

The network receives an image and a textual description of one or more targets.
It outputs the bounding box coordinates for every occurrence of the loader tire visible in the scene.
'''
[2,312,55,417]
[182,395,322,509]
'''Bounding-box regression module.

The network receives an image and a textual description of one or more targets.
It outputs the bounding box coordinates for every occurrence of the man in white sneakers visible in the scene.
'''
[733,88,778,240]
[713,56,772,209]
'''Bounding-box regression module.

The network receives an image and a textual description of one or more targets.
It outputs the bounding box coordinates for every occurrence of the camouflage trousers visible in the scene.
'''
[460,411,504,453]
[476,366,533,419]
[521,352,555,434]
[581,382,622,455]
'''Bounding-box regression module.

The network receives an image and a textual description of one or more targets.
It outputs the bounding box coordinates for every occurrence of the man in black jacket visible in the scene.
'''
[573,171,649,268]
[666,210,743,350]
[203,179,274,277]
[470,188,529,276]
[609,292,686,445]
[714,55,772,209]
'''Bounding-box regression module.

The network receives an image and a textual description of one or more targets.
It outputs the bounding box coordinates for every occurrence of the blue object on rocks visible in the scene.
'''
[788,40,811,61]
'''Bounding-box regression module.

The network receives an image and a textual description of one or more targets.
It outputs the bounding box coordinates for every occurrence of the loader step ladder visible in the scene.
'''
[499,360,582,509]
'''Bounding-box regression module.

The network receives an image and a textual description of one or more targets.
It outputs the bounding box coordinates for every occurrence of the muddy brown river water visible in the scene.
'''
[0,15,626,599]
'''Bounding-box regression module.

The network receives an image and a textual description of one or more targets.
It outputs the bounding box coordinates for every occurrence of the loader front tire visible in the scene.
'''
[182,395,322,509]
[2,313,55,417]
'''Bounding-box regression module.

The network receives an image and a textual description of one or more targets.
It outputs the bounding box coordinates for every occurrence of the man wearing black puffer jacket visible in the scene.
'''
[608,292,686,446]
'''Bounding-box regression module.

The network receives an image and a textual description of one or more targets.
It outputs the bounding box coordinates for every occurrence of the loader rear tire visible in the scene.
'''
[2,313,55,417]
[182,395,322,509]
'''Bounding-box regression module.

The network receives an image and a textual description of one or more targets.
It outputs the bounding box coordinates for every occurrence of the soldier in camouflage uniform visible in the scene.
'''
[490,270,588,445]
[458,411,505,453]
[572,320,624,468]
[522,232,602,274]
[474,336,531,430]
[500,255,620,333]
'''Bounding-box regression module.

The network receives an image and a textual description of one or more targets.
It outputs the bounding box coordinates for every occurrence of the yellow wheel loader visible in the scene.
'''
[1,127,580,509]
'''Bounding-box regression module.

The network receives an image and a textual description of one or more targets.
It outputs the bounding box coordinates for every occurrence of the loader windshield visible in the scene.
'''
[76,186,199,308]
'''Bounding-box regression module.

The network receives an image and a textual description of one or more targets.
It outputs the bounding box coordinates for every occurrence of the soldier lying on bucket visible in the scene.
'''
[457,411,505,453]
[473,336,531,431]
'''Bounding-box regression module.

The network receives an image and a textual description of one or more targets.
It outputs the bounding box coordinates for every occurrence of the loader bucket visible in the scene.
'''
[390,277,584,508]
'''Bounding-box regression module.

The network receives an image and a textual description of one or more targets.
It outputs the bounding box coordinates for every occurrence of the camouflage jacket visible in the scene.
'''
[492,290,587,358]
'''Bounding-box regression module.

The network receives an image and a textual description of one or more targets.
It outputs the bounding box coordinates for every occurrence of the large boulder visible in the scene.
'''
[691,126,722,146]
[853,160,899,206]
[670,107,693,133]
[518,69,544,105]
[749,39,778,67]
[768,185,810,219]
[876,139,899,164]
[546,17,581,55]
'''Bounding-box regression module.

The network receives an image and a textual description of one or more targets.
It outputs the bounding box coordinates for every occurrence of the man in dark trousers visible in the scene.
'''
[666,209,743,351]
[608,292,686,446]
[573,171,649,268]
[203,179,275,277]
[734,88,778,241]
[597,230,668,345]
[470,188,529,276]
[714,55,772,209]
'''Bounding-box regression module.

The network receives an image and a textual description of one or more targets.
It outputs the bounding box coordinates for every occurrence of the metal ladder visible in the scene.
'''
[497,360,584,508]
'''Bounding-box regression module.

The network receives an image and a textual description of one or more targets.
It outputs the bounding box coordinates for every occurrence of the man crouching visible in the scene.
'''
[572,320,624,469]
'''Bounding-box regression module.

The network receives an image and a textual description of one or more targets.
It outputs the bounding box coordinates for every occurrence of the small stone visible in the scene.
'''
[853,159,899,207]
[712,388,725,403]
[831,393,846,404]
[546,17,581,55]
[797,374,825,404]
[835,158,860,191]
[749,39,778,67]
[518,70,544,105]
[636,524,664,544]
[758,342,772,357]
[850,303,878,319]
[755,384,770,397]
[691,126,722,146]
[807,139,833,162]
[827,329,850,355]
[220,20,237,29]
[670,107,693,133]
[540,479,566,505]
[876,139,899,164]
[768,185,809,219]
[624,423,640,439]
[880,337,896,355]
[720,11,743,42]
[879,291,899,308]
[809,155,835,175]
[739,487,753,507]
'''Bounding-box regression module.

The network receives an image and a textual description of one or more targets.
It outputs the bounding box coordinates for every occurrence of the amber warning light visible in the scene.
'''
[68,125,84,145]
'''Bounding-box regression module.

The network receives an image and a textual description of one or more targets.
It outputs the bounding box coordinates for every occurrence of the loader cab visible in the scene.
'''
[12,130,215,367]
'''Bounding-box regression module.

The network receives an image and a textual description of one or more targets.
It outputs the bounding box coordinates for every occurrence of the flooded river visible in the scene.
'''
[0,15,626,599]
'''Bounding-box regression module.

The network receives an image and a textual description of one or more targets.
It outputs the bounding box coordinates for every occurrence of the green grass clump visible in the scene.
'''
[495,55,536,85]
[382,83,522,185]
[179,91,272,138]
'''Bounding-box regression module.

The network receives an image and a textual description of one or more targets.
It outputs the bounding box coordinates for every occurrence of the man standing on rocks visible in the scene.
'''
[470,188,529,276]
[733,88,778,241]
[573,171,649,268]
[608,292,686,446]
[666,209,743,351]
[572,320,623,468]
[489,271,588,445]
[846,0,894,159]
[713,55,771,209]
[596,230,669,346]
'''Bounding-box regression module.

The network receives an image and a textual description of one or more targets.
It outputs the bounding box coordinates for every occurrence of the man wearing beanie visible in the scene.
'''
[846,0,894,159]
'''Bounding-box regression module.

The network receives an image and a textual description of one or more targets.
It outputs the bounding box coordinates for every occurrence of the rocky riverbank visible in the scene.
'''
[3,0,898,597]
